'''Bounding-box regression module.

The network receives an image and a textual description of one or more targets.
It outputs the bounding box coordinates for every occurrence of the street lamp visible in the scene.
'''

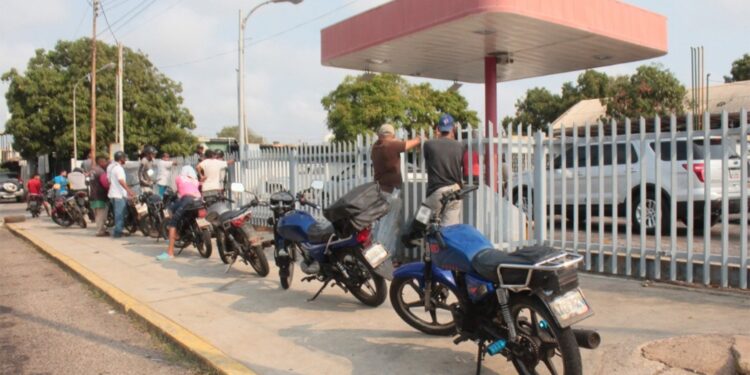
[238,0,303,158]
[72,62,115,170]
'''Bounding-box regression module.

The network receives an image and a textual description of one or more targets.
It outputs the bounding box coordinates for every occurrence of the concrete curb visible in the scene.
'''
[5,223,256,375]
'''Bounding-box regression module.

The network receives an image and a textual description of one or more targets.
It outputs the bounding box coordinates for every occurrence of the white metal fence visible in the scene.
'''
[232,110,749,289]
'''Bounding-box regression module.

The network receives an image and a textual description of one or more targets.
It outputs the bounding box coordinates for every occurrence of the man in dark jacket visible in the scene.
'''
[90,155,110,237]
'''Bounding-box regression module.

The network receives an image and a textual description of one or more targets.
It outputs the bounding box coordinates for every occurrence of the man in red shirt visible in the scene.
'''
[26,173,42,196]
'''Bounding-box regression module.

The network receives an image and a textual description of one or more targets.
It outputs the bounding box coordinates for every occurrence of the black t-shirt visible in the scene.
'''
[423,138,464,196]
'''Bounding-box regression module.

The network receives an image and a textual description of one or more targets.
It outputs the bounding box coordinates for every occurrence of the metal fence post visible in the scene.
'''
[533,130,546,244]
[289,148,298,194]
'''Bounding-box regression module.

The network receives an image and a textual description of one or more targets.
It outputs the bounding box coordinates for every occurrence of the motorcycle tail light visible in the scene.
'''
[231,216,247,228]
[356,227,372,247]
[198,208,208,218]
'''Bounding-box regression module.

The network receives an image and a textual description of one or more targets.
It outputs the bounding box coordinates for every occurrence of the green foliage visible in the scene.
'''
[505,70,613,132]
[725,53,750,83]
[216,125,264,144]
[2,38,197,159]
[605,64,685,119]
[321,73,479,141]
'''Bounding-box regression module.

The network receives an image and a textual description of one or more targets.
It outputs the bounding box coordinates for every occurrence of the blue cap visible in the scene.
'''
[438,113,455,132]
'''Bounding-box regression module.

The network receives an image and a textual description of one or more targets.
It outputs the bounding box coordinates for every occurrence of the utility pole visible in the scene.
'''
[117,42,124,151]
[90,0,99,163]
[237,10,245,157]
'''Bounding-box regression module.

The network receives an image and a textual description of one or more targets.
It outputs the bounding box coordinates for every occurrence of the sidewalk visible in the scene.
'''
[6,218,750,375]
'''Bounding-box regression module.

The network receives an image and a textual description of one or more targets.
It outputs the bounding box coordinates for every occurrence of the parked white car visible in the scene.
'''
[512,137,745,233]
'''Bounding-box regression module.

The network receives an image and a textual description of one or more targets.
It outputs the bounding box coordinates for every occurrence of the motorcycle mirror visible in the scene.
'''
[310,180,324,190]
[230,182,245,193]
[147,169,155,177]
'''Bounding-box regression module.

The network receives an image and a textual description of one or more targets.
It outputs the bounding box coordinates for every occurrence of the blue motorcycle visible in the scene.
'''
[390,186,599,375]
[268,184,389,307]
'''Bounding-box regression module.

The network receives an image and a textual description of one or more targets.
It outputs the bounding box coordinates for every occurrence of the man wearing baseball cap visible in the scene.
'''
[423,113,465,226]
[371,123,421,264]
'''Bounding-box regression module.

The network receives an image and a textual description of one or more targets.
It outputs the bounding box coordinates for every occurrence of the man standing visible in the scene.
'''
[90,155,110,237]
[196,149,233,201]
[139,145,157,193]
[423,114,465,226]
[68,168,87,193]
[371,124,421,263]
[155,152,174,197]
[108,151,136,238]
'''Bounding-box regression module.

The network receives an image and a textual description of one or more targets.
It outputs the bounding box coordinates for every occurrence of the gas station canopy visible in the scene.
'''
[321,0,668,83]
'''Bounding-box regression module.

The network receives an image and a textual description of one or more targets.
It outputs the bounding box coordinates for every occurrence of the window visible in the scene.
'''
[650,139,739,161]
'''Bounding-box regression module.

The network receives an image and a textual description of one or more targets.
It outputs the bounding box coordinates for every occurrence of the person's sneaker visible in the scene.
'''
[156,252,173,261]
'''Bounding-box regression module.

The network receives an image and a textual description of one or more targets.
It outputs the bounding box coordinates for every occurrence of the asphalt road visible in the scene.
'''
[0,203,199,375]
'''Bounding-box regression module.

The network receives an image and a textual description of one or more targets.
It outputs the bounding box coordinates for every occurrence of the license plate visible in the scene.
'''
[363,243,389,268]
[136,204,148,215]
[730,169,741,180]
[196,218,210,228]
[549,289,591,326]
[415,205,432,224]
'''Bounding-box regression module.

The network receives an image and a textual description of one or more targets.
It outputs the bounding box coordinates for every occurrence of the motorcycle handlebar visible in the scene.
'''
[440,185,478,206]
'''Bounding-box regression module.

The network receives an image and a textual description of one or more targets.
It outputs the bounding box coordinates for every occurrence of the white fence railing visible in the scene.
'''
[232,110,750,289]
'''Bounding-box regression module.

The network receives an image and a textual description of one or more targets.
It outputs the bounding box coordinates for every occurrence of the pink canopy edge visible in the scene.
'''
[321,0,667,66]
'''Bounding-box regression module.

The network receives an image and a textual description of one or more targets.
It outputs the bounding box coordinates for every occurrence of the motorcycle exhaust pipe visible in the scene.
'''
[573,329,600,350]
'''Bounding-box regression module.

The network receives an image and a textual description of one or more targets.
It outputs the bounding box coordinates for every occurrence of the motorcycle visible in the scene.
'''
[65,191,90,228]
[137,191,166,239]
[205,183,270,276]
[27,194,44,218]
[390,185,599,375]
[50,194,73,227]
[105,198,141,235]
[269,181,388,307]
[162,195,213,258]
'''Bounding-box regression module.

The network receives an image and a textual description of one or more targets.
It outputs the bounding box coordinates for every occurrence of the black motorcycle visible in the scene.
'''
[391,186,599,374]
[205,186,269,276]
[162,198,213,258]
[50,194,73,227]
[137,191,167,239]
[105,198,140,235]
[27,194,44,218]
[66,191,89,228]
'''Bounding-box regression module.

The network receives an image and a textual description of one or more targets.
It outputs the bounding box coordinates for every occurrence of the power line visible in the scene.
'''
[71,1,89,40]
[158,0,365,70]
[99,1,119,44]
[97,0,149,37]
[118,0,186,39]
[105,0,134,11]
[111,0,158,34]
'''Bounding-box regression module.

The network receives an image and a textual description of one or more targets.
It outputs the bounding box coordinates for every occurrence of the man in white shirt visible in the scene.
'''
[155,152,174,197]
[108,151,136,238]
[196,150,233,199]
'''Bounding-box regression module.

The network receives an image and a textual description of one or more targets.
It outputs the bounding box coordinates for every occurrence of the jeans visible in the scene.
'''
[374,189,404,261]
[111,198,127,236]
[424,184,462,227]
[167,196,199,228]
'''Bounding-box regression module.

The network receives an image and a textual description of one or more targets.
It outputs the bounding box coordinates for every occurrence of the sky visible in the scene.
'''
[1,0,748,144]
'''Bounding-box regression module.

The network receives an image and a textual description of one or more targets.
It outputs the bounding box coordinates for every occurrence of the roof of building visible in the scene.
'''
[551,80,750,134]
[321,0,667,83]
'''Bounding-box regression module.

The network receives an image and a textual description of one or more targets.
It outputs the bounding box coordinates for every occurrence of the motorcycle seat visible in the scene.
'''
[307,221,335,244]
[184,200,204,211]
[471,246,561,284]
[219,209,244,222]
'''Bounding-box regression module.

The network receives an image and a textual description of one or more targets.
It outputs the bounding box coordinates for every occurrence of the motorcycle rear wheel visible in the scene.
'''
[78,214,87,228]
[216,231,231,264]
[509,295,582,375]
[389,276,458,335]
[196,228,213,258]
[341,250,387,307]
[52,210,73,227]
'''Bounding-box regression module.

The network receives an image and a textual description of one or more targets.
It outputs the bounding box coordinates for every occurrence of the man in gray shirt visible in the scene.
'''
[423,114,464,226]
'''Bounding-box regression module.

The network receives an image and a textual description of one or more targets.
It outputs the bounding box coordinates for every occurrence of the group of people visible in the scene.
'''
[371,113,465,264]
[33,144,233,262]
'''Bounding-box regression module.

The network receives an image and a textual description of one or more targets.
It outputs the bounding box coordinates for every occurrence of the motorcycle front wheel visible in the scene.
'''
[508,295,582,375]
[389,276,458,335]
[244,243,269,277]
[52,210,73,227]
[216,231,231,264]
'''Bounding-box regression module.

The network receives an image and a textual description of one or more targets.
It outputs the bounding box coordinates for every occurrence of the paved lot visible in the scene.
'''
[550,215,749,258]
[0,205,197,375]
[4,201,750,374]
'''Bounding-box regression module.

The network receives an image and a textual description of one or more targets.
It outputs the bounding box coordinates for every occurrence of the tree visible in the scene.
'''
[504,70,612,131]
[605,64,685,119]
[216,125,264,144]
[2,38,197,160]
[321,73,479,141]
[725,54,750,83]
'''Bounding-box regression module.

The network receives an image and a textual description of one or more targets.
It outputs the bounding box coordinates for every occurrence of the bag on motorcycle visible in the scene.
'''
[323,182,390,237]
